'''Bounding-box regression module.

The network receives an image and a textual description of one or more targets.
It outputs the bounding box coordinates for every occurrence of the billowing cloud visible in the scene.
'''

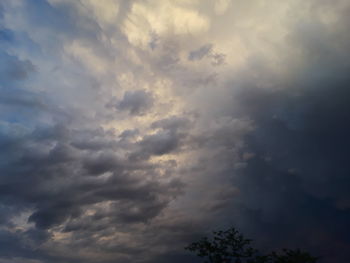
[0,0,350,263]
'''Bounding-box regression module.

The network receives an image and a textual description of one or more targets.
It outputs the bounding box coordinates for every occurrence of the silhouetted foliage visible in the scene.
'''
[185,227,318,263]
[268,249,318,263]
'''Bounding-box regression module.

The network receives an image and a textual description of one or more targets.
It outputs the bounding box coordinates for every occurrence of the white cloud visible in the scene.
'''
[122,0,210,48]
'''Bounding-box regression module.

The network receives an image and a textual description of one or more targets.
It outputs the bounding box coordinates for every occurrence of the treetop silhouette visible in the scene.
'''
[185,227,318,263]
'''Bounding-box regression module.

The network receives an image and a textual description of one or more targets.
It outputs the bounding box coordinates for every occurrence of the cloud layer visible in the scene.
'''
[1,0,350,262]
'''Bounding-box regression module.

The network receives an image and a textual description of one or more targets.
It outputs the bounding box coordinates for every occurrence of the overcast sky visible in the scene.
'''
[1,1,350,262]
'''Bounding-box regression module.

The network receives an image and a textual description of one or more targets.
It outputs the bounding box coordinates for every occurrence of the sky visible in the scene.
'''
[0,0,350,262]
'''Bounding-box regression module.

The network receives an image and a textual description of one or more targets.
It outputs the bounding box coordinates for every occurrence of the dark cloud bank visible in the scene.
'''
[1,1,350,263]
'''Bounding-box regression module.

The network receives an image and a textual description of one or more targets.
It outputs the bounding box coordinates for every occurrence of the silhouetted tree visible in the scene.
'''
[185,227,318,263]
[268,249,318,263]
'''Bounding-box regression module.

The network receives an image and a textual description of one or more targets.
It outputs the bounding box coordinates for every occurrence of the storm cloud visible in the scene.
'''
[113,90,154,116]
[1,0,350,263]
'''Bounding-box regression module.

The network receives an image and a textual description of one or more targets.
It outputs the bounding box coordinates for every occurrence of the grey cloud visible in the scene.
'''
[119,129,139,140]
[0,51,35,83]
[149,31,159,50]
[188,44,226,66]
[126,116,193,161]
[0,116,185,261]
[0,228,54,262]
[191,11,350,263]
[141,131,180,155]
[2,0,350,263]
[114,90,154,115]
[188,44,213,61]
[151,116,191,131]
[83,152,121,175]
[0,2,191,263]
[210,52,226,66]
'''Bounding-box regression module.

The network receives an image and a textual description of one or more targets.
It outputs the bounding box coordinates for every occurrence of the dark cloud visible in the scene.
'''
[140,130,180,156]
[228,76,350,251]
[149,31,159,50]
[188,44,213,61]
[188,44,226,66]
[0,29,14,43]
[112,90,154,115]
[129,116,192,161]
[203,14,350,262]
[1,1,350,263]
[0,122,184,223]
[0,51,35,84]
[151,116,191,131]
[0,119,186,262]
[0,228,54,262]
